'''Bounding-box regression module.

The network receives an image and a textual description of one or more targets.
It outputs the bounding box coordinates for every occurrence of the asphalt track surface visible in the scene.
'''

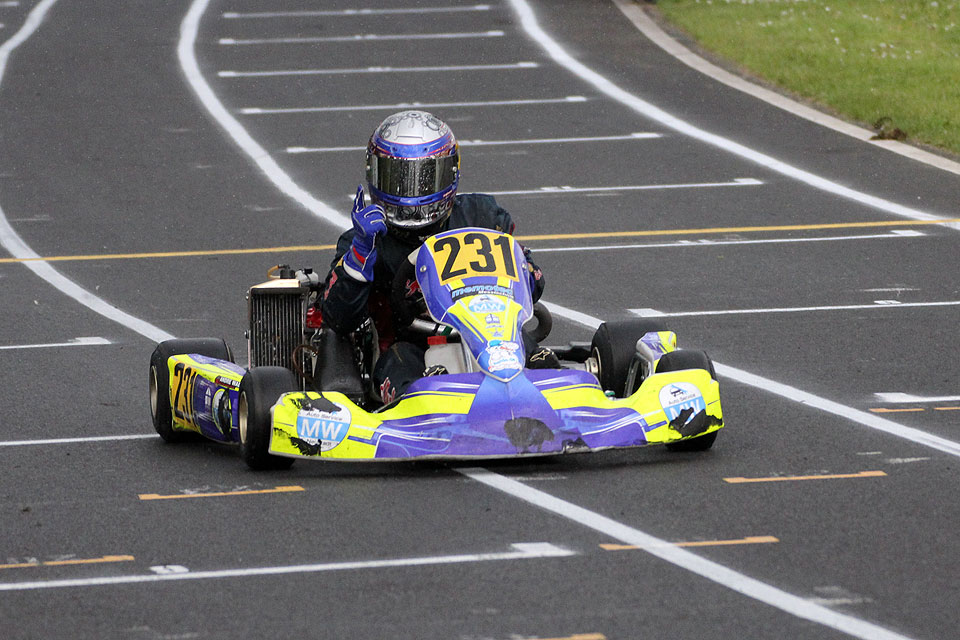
[0,1,958,639]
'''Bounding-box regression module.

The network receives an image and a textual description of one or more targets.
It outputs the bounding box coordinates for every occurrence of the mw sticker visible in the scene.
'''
[468,294,507,313]
[659,382,706,425]
[295,403,351,452]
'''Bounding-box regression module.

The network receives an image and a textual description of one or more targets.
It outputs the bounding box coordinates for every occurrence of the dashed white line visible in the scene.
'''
[486,177,761,196]
[532,229,925,253]
[0,336,110,350]
[629,300,960,318]
[288,132,661,154]
[218,61,538,78]
[0,542,573,591]
[0,434,157,448]
[223,5,492,19]
[243,95,587,116]
[875,392,960,404]
[219,31,505,46]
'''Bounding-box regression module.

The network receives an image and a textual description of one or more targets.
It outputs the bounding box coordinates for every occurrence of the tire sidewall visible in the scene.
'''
[239,367,297,470]
[149,338,233,442]
[591,318,670,396]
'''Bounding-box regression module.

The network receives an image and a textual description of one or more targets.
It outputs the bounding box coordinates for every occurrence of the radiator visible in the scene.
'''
[247,278,309,384]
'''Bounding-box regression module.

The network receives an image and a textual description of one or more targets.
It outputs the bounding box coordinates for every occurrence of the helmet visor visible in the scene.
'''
[368,153,459,199]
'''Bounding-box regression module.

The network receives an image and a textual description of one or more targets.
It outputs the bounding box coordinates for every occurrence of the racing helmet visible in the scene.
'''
[365,111,460,230]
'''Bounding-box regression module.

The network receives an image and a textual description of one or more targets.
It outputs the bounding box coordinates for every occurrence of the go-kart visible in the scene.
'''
[148,228,723,470]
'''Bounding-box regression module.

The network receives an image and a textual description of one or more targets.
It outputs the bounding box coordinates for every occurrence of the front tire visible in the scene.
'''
[239,367,297,471]
[149,338,233,442]
[655,349,719,452]
[591,318,670,397]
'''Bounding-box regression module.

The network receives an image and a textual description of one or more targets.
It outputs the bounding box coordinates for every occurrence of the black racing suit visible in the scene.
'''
[321,193,544,404]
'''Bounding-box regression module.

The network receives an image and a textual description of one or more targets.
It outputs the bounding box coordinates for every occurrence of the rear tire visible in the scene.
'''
[655,350,719,452]
[591,318,670,397]
[149,338,233,442]
[239,366,297,471]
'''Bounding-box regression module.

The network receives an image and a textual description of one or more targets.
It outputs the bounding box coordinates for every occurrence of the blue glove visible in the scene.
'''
[341,186,387,282]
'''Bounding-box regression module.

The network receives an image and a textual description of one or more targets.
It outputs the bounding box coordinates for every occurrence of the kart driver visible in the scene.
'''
[319,110,547,404]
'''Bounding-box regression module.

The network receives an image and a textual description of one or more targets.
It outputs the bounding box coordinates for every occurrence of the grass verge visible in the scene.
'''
[652,0,960,157]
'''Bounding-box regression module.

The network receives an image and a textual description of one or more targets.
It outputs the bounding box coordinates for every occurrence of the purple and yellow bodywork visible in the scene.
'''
[267,366,721,460]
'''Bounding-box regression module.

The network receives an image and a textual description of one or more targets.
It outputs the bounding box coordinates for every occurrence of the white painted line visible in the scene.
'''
[485,178,761,196]
[462,468,915,640]
[0,434,157,448]
[0,336,111,350]
[243,95,588,116]
[533,230,922,253]
[179,0,349,230]
[875,393,960,404]
[543,300,960,459]
[287,132,661,154]
[509,0,960,231]
[0,0,174,345]
[219,31,504,46]
[714,362,960,459]
[0,542,573,591]
[628,300,960,318]
[611,0,960,177]
[218,61,538,78]
[223,5,492,19]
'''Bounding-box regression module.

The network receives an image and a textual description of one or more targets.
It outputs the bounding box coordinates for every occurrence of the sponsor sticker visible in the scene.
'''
[211,388,233,436]
[485,341,523,373]
[215,375,240,389]
[295,403,351,452]
[659,382,706,425]
[469,295,507,314]
[484,313,503,327]
[451,284,514,302]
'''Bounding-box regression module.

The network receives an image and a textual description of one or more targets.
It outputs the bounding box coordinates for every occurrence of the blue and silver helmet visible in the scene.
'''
[366,111,460,230]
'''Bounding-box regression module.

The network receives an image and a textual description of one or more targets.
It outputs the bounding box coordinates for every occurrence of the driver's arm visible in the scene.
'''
[320,230,372,335]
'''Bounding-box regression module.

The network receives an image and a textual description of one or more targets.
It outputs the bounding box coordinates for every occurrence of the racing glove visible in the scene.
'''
[341,186,387,282]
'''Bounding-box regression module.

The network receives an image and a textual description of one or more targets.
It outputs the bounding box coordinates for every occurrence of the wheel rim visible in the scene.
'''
[590,346,603,381]
[238,391,249,444]
[149,366,159,418]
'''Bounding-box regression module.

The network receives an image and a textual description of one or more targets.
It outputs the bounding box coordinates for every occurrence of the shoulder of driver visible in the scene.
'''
[363,194,517,287]
[448,193,515,234]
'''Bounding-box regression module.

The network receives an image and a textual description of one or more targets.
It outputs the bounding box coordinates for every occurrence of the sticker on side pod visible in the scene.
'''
[659,382,706,425]
[295,403,351,452]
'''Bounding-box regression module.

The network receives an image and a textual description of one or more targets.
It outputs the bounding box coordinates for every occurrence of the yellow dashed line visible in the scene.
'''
[871,406,960,413]
[601,535,779,551]
[724,471,887,484]
[0,555,134,570]
[3,218,959,264]
[0,245,337,264]
[518,217,960,242]
[139,485,305,500]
